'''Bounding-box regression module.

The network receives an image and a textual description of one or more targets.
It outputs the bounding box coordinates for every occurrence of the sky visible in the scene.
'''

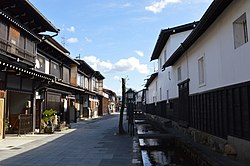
[30,0,213,95]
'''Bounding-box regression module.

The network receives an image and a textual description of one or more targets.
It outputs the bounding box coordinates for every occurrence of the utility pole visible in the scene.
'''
[119,78,126,134]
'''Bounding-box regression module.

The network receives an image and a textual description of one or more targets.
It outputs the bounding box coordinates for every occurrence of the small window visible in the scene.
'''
[26,38,35,54]
[50,61,60,78]
[159,87,162,100]
[156,81,157,91]
[63,67,70,84]
[233,13,248,49]
[0,21,7,40]
[159,58,162,69]
[198,56,205,85]
[35,54,45,72]
[19,35,25,49]
[164,49,167,62]
[77,73,82,87]
[177,66,181,81]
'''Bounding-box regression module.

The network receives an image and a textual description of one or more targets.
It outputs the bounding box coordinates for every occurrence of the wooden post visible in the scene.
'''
[0,98,4,139]
[119,78,126,134]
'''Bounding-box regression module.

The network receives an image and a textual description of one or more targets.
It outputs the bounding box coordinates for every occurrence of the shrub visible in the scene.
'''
[42,109,57,126]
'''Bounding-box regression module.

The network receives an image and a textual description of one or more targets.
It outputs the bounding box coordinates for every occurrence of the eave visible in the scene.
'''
[163,0,233,68]
[150,21,199,61]
[145,73,158,88]
[0,0,59,34]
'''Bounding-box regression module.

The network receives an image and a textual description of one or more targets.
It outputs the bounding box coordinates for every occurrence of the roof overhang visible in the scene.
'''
[76,59,95,76]
[0,0,59,34]
[145,73,158,88]
[163,0,233,68]
[38,38,79,66]
[151,21,199,61]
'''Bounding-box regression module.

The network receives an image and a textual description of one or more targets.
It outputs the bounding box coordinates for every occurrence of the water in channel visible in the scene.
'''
[135,118,193,166]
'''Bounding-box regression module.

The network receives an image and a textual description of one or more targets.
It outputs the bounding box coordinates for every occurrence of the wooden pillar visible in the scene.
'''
[0,91,5,139]
[32,91,36,134]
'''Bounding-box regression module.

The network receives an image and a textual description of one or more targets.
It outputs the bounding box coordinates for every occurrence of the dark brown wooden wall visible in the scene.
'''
[146,81,250,141]
[189,82,250,140]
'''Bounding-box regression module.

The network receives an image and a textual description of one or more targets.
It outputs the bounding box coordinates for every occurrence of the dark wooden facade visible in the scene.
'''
[145,81,250,141]
[189,81,250,141]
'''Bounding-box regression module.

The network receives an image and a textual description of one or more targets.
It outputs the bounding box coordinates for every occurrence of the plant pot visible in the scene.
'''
[44,125,54,133]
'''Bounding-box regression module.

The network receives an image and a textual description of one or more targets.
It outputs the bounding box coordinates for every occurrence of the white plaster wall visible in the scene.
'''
[146,78,157,104]
[176,0,250,95]
[167,31,193,60]
[157,30,193,101]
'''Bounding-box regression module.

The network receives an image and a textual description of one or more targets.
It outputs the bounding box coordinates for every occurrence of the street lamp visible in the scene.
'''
[126,88,135,136]
[126,88,134,101]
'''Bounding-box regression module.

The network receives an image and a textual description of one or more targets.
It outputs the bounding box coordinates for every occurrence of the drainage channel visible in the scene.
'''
[134,117,193,166]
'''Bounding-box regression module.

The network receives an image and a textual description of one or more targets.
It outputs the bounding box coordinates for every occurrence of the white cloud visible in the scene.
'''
[67,37,78,43]
[145,0,181,13]
[84,37,92,43]
[67,26,75,33]
[113,76,121,81]
[122,3,131,8]
[83,56,150,74]
[134,50,144,57]
[106,2,131,8]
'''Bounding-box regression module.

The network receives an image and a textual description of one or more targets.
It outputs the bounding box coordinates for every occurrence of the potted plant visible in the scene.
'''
[41,109,57,133]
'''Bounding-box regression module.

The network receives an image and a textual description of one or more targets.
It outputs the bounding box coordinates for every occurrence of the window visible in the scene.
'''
[50,61,60,78]
[164,49,167,62]
[177,66,181,81]
[19,35,25,50]
[26,38,35,54]
[63,67,70,84]
[233,13,248,49]
[0,21,7,40]
[35,54,45,72]
[159,58,162,70]
[95,79,99,91]
[77,73,82,87]
[166,89,169,103]
[84,77,89,89]
[77,74,84,88]
[198,56,205,85]
[168,71,171,80]
[159,88,162,100]
[0,21,7,51]
[156,81,157,92]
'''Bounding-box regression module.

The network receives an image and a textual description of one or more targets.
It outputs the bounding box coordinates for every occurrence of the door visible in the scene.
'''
[178,79,190,127]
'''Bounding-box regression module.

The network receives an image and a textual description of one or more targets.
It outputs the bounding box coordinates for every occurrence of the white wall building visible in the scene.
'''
[145,22,198,117]
[162,0,250,164]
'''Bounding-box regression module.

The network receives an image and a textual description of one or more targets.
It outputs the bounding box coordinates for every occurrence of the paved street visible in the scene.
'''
[0,114,135,166]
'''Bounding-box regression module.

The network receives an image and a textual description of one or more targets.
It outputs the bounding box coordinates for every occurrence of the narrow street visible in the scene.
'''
[0,114,134,166]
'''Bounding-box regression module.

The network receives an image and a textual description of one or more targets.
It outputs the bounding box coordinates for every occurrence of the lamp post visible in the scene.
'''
[126,88,135,136]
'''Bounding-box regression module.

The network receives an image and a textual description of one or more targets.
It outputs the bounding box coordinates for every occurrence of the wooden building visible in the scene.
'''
[0,0,59,138]
[0,0,106,138]
[76,60,105,118]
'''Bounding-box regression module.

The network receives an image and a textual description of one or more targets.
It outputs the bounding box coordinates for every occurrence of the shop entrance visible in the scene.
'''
[7,91,32,133]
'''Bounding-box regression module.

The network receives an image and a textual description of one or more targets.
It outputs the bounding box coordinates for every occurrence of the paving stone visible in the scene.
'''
[0,114,141,166]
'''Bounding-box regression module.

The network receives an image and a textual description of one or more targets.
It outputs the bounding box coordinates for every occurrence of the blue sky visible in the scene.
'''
[30,0,212,95]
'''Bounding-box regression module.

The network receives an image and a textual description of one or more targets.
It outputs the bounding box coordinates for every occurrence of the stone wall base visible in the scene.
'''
[145,113,250,165]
